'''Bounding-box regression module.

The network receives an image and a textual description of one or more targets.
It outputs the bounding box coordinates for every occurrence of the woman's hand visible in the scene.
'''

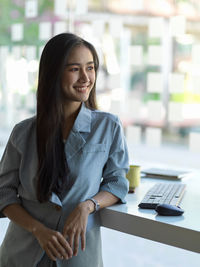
[33,224,73,261]
[62,201,94,256]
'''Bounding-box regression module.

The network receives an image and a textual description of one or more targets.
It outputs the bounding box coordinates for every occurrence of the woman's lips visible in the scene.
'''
[74,85,90,92]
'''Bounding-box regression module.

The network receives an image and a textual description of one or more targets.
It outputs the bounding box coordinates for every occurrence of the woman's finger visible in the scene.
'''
[47,240,63,260]
[45,246,57,261]
[67,231,75,249]
[56,244,70,260]
[58,234,73,258]
[81,230,86,251]
[62,225,68,239]
[73,232,80,256]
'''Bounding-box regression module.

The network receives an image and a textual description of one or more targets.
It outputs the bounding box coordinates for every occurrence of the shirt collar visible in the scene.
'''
[72,102,92,133]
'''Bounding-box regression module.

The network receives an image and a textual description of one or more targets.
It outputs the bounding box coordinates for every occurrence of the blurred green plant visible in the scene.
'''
[0,0,54,46]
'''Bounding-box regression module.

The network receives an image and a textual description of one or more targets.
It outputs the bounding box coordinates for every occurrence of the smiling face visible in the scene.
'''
[61,45,96,109]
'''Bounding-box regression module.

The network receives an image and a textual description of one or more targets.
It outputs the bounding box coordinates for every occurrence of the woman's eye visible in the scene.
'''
[88,66,94,71]
[70,68,79,72]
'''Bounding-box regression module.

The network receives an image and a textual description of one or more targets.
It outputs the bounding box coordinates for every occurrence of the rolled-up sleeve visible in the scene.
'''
[100,117,129,203]
[0,127,21,218]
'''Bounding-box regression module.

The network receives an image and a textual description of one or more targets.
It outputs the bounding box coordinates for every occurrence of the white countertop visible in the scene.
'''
[100,173,200,253]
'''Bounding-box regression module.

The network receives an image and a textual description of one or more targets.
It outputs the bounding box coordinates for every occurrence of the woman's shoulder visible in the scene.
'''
[91,109,120,125]
[13,116,36,133]
[10,116,36,144]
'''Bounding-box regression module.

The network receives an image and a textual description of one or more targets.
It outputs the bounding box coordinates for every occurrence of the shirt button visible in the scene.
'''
[55,205,62,211]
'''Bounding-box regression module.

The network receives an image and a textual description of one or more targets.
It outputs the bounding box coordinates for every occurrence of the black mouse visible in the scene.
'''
[155,204,184,216]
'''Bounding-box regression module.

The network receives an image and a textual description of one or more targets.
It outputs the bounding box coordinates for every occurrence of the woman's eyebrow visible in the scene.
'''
[65,61,94,66]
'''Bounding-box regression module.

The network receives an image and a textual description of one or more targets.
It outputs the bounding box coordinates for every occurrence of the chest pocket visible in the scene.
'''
[82,143,106,153]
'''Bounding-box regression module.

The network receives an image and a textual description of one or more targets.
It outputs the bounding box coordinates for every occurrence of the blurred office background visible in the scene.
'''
[0,0,200,266]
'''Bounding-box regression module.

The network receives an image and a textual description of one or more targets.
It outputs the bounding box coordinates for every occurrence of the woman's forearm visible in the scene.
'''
[3,203,73,260]
[2,203,45,234]
[91,191,119,210]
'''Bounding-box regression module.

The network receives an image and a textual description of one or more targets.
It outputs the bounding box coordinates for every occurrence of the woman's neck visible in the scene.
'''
[62,102,82,140]
[63,102,81,120]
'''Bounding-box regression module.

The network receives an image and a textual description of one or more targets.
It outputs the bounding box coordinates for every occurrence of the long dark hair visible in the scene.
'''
[36,33,99,202]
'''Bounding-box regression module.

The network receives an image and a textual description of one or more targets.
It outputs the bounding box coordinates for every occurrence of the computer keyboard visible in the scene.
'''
[138,183,186,209]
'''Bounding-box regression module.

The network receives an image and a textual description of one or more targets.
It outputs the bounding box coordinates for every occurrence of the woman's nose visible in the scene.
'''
[79,69,89,82]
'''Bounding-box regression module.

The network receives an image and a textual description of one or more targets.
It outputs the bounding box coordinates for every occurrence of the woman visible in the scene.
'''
[0,33,129,267]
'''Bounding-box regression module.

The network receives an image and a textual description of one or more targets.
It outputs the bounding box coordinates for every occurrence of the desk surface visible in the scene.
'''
[100,172,200,254]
